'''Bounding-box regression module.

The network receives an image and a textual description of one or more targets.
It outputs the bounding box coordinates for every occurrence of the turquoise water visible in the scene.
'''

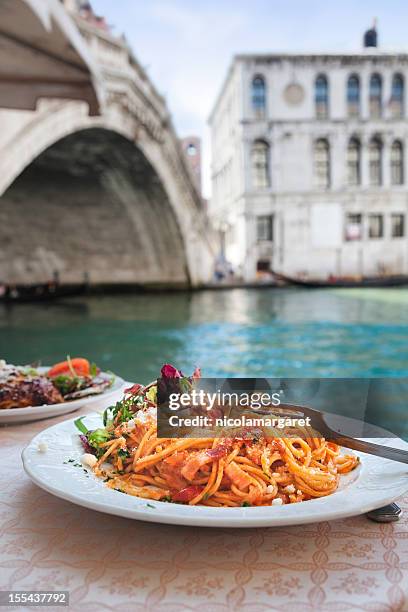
[1,288,408,383]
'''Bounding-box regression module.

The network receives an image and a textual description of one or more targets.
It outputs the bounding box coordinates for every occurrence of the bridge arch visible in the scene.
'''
[0,101,213,286]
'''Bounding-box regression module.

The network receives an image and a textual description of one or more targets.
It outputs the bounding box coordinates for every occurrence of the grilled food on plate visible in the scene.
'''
[0,358,114,409]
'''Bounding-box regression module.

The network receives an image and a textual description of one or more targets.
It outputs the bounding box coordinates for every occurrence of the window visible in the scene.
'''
[391,140,404,185]
[391,213,405,237]
[369,138,382,186]
[252,75,266,118]
[369,74,382,118]
[347,138,361,185]
[186,143,197,156]
[345,213,362,241]
[251,140,270,188]
[368,214,383,238]
[347,75,360,117]
[314,139,330,188]
[257,215,273,241]
[391,74,404,118]
[315,75,329,119]
[257,260,271,272]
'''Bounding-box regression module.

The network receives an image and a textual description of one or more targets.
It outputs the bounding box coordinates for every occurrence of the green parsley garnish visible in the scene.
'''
[89,362,98,377]
[74,417,88,435]
[103,396,136,425]
[88,429,111,446]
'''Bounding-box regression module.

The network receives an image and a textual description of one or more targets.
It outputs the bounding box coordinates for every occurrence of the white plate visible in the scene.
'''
[22,413,408,527]
[0,370,126,424]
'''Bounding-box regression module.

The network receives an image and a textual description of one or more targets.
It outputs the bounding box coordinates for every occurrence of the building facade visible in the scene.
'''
[209,35,408,281]
[180,136,203,194]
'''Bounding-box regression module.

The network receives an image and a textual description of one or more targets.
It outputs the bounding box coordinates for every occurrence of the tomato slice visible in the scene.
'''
[48,358,90,378]
[171,485,203,503]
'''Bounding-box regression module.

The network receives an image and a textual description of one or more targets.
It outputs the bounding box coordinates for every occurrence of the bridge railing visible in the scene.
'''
[73,16,167,122]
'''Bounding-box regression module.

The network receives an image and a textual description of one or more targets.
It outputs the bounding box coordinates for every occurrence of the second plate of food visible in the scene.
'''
[0,359,126,423]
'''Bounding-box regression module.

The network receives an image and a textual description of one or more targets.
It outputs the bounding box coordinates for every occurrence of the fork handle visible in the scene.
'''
[337,436,408,465]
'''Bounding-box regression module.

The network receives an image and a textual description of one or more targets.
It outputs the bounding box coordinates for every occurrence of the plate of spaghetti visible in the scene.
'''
[22,366,408,527]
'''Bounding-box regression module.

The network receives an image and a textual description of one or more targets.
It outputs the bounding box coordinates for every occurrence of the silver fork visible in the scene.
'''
[255,403,408,464]
[366,503,402,522]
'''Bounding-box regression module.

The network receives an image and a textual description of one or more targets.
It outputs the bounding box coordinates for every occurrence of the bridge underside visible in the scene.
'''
[0,128,189,287]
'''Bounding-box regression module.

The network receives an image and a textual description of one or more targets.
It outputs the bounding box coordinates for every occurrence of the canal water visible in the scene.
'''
[1,287,408,383]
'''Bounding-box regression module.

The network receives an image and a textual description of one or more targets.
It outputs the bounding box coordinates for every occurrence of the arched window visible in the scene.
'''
[251,140,269,188]
[252,75,266,118]
[369,74,382,118]
[391,74,404,118]
[347,75,360,117]
[391,140,404,185]
[369,137,383,185]
[314,139,330,188]
[347,138,361,185]
[315,75,329,119]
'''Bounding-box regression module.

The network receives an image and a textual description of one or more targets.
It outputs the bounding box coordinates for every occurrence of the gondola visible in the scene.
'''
[271,270,408,288]
[0,283,88,304]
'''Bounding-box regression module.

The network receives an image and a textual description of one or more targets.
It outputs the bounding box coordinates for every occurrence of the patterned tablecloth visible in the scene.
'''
[1,390,408,612]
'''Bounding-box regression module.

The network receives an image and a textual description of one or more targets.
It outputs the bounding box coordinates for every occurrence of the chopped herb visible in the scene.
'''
[161,496,172,502]
[242,501,252,507]
[104,396,136,424]
[117,449,130,459]
[88,428,111,447]
[89,362,98,377]
[74,417,88,435]
[119,403,135,423]
[146,503,155,509]
[53,373,90,396]
[102,407,110,427]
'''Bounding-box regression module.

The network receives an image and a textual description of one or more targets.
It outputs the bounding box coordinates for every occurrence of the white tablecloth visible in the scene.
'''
[1,396,408,611]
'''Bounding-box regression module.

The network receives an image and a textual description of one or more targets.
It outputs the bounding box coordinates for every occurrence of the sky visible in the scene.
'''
[92,0,408,196]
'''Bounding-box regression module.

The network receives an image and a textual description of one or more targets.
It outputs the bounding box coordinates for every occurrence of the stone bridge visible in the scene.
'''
[0,9,215,287]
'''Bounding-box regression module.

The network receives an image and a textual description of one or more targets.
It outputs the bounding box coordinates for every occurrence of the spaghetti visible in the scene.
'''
[79,371,359,507]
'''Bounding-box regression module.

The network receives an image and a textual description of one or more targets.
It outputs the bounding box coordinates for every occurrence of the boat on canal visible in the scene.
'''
[272,271,408,288]
[0,283,88,304]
